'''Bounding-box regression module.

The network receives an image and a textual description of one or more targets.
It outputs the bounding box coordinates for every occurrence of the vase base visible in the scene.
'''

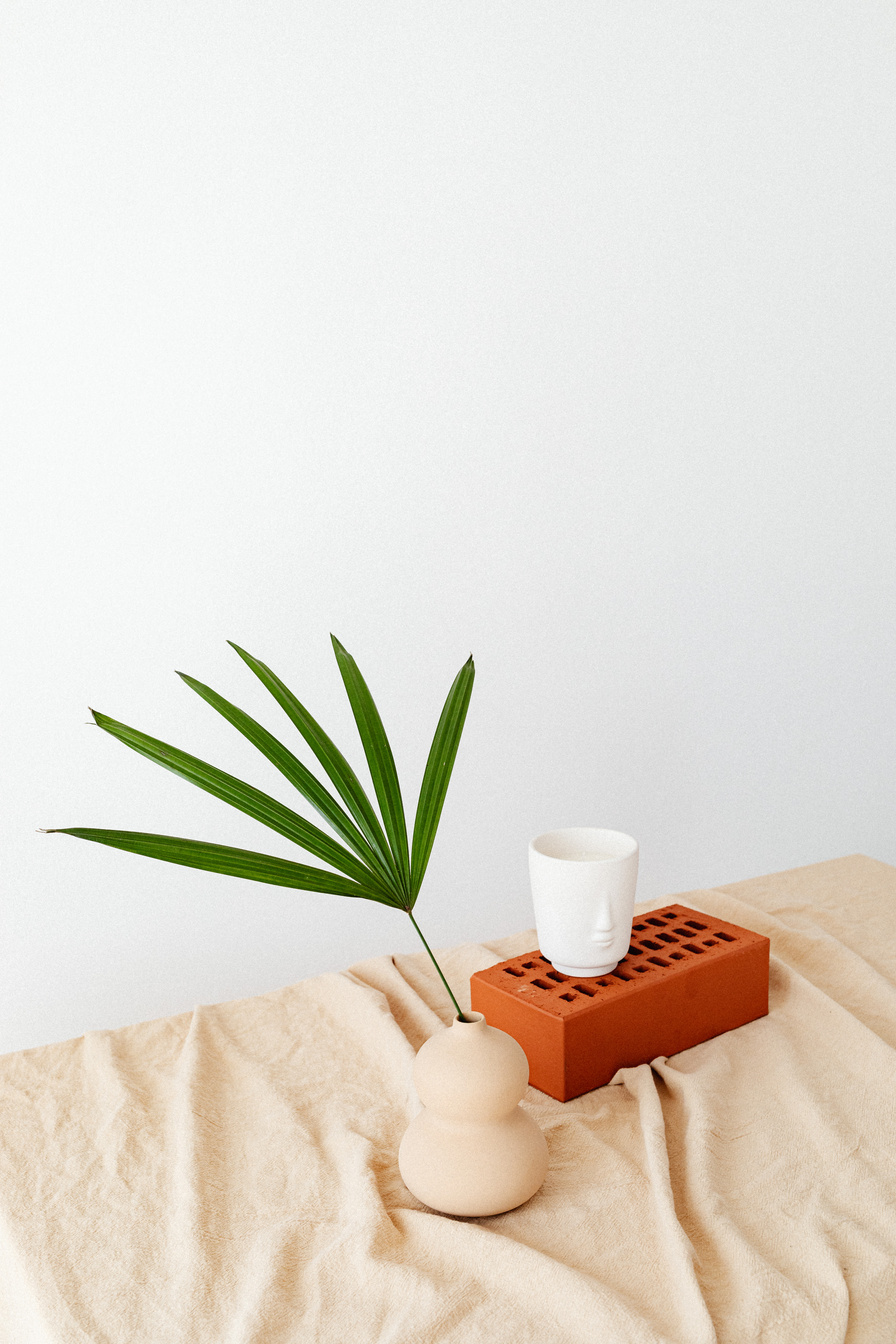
[399,1107,548,1217]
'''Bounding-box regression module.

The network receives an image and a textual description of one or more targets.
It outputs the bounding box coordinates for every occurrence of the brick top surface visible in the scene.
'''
[471,904,770,1020]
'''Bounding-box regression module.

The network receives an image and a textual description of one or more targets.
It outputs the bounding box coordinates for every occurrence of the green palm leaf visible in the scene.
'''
[43,829,402,905]
[410,655,475,900]
[88,709,395,900]
[176,670,401,899]
[46,636,478,1023]
[330,636,411,899]
[227,642,398,886]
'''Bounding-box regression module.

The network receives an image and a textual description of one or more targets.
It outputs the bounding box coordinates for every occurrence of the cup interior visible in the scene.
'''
[531,827,637,863]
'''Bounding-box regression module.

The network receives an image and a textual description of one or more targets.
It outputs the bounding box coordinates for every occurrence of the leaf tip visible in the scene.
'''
[228,640,254,666]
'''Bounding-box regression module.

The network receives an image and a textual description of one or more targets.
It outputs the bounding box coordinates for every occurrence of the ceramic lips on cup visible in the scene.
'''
[529,828,639,976]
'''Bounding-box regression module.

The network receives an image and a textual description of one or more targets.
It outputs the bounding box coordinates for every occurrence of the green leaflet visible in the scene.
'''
[410,655,475,899]
[43,830,403,905]
[331,636,411,900]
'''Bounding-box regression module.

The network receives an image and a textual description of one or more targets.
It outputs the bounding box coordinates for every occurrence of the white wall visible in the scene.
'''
[3,2,894,1055]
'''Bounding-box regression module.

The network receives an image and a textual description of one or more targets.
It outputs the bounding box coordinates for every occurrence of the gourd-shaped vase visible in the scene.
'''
[398,1011,549,1216]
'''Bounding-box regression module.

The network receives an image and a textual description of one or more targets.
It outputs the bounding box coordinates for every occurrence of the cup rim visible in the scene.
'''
[530,827,638,863]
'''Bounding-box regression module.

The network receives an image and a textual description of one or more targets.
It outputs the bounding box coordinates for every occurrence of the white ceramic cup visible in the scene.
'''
[529,828,639,976]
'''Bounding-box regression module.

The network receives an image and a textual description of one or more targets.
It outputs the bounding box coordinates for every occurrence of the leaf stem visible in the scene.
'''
[406,909,470,1022]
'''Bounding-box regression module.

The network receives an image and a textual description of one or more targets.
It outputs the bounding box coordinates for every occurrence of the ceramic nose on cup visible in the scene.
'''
[591,903,614,942]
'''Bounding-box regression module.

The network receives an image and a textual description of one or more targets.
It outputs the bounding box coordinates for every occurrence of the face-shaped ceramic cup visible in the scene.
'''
[529,828,639,976]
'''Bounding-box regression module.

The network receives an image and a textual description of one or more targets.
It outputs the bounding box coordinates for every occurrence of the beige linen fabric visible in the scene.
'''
[1,855,894,1343]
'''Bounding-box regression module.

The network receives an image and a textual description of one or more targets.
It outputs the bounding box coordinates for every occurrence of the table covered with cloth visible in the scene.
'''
[1,854,895,1343]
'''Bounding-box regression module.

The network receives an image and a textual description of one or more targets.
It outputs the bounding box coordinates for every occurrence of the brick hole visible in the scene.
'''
[657,933,678,944]
[661,911,677,918]
[627,946,643,957]
[611,969,632,982]
[715,931,735,942]
[573,983,595,996]
[633,965,650,973]
[683,944,705,955]
[702,939,718,947]
[532,978,554,989]
[672,927,692,937]
[632,923,646,932]
[504,966,525,977]
[641,939,662,950]
[685,920,708,931]
[538,955,552,963]
[669,952,685,960]
[597,979,611,987]
[521,961,537,969]
[645,917,666,928]
[559,993,576,1002]
[648,956,671,967]
[546,970,567,982]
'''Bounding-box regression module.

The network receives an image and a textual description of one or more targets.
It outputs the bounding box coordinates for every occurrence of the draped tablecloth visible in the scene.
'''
[1,855,894,1343]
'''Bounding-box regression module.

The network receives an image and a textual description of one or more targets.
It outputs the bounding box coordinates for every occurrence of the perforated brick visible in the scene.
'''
[470,904,770,1101]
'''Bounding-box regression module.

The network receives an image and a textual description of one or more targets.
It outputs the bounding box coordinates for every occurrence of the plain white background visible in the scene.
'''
[2,2,894,1055]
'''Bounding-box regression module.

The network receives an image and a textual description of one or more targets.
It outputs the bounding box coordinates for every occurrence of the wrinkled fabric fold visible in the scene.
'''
[1,855,894,1342]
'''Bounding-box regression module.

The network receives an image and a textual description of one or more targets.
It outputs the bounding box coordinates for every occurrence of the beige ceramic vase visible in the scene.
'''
[398,1011,549,1217]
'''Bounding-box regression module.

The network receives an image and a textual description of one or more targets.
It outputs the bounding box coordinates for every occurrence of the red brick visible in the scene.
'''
[470,904,770,1101]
